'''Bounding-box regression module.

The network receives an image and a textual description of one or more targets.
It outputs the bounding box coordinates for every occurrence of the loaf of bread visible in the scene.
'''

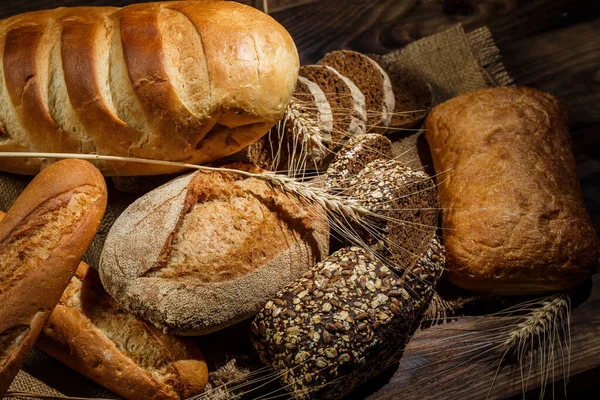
[99,163,330,335]
[424,87,599,294]
[0,159,107,396]
[0,1,299,176]
[37,262,208,400]
[252,240,445,399]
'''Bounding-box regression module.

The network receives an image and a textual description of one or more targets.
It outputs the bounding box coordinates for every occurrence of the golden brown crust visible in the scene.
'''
[424,87,599,295]
[99,163,330,335]
[37,262,208,400]
[0,1,299,176]
[0,159,107,396]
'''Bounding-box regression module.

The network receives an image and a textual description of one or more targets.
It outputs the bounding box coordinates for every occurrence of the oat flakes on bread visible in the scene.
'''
[251,240,445,399]
[424,86,599,294]
[346,159,440,273]
[37,262,208,400]
[99,163,330,335]
[325,133,392,190]
[318,50,395,132]
[0,159,107,396]
[0,1,299,176]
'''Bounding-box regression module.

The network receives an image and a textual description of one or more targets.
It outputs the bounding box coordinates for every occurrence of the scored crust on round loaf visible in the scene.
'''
[251,241,445,399]
[99,163,330,335]
[247,76,333,172]
[299,65,366,157]
[318,50,394,132]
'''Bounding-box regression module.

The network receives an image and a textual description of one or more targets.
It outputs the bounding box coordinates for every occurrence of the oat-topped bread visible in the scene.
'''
[299,65,366,157]
[318,50,394,132]
[99,163,330,335]
[37,262,208,400]
[0,1,299,176]
[251,241,445,399]
[247,76,333,171]
[348,159,439,273]
[325,133,392,190]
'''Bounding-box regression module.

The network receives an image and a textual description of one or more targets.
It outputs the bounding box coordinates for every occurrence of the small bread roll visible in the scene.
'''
[424,87,599,294]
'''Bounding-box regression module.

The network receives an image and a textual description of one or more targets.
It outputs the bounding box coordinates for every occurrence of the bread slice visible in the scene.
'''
[348,159,439,273]
[299,65,366,155]
[318,50,394,132]
[37,262,208,400]
[369,57,433,130]
[247,76,333,172]
[325,133,392,190]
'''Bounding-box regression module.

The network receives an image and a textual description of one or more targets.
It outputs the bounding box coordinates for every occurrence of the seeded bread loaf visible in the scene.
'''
[347,159,439,273]
[0,159,107,396]
[251,240,445,399]
[325,133,392,189]
[318,50,394,132]
[37,262,208,400]
[424,87,599,294]
[99,163,330,335]
[299,65,366,154]
[0,1,299,176]
[248,76,333,171]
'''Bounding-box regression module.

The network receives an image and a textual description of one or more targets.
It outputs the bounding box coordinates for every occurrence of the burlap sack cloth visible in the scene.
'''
[1,24,512,399]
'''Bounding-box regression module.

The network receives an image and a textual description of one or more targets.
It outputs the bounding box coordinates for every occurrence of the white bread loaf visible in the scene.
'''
[99,163,330,335]
[0,1,299,176]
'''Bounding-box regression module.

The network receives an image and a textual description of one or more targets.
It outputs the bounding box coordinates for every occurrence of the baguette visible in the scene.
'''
[37,262,208,400]
[0,159,107,396]
[0,1,299,176]
[424,87,599,294]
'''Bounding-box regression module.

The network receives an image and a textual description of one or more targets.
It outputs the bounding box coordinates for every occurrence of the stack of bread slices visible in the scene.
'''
[248,50,432,173]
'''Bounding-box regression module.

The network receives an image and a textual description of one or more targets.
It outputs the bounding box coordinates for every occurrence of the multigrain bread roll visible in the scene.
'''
[252,241,445,399]
[0,1,299,176]
[0,159,107,396]
[424,87,599,294]
[37,262,208,400]
[100,163,330,335]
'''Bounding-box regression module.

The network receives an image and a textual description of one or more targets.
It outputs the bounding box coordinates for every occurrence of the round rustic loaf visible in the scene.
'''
[99,163,330,335]
[251,240,445,399]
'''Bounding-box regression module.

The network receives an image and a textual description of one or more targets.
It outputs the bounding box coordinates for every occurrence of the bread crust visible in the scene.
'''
[0,159,107,396]
[100,163,330,335]
[424,87,599,294]
[36,262,208,400]
[0,1,299,176]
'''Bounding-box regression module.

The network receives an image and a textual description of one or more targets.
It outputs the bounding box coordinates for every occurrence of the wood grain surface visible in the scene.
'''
[0,0,598,399]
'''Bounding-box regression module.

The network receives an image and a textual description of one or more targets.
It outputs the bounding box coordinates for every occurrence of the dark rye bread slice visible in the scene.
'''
[299,65,366,158]
[318,50,394,132]
[325,133,392,190]
[247,76,333,171]
[369,56,433,129]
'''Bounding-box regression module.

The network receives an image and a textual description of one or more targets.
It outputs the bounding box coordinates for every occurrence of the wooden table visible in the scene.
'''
[1,1,598,399]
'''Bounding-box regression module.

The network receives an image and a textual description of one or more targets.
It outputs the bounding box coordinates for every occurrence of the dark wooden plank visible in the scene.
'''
[367,274,600,400]
[501,19,600,130]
